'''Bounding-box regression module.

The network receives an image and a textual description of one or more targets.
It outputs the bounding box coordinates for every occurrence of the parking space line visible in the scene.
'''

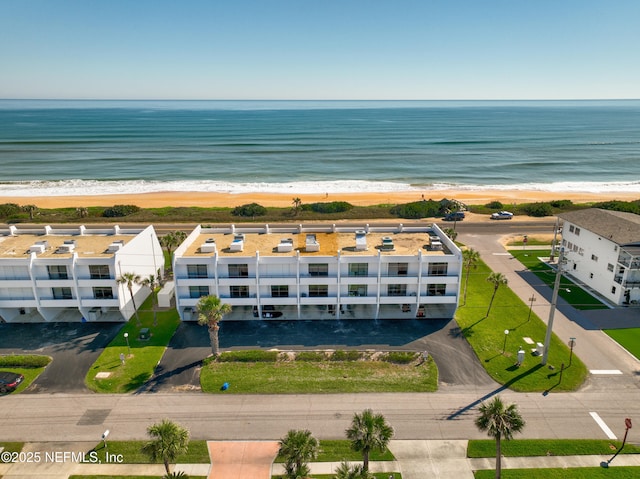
[590,370,623,375]
[590,412,617,439]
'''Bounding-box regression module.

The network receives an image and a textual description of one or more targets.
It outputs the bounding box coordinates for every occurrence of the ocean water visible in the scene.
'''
[0,99,639,197]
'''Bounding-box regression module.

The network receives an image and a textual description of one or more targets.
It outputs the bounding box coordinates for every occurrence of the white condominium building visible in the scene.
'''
[173,223,462,321]
[0,225,163,323]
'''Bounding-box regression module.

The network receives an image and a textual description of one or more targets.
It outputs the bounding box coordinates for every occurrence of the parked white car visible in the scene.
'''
[491,211,514,220]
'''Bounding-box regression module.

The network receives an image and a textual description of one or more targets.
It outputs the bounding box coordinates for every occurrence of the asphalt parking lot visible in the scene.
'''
[143,318,495,393]
[0,322,122,393]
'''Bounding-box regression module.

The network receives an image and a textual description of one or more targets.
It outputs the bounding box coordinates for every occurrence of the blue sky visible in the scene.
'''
[1,0,639,100]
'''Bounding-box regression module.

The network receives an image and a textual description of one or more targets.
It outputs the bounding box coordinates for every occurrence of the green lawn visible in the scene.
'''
[0,442,24,454]
[85,297,180,393]
[200,353,437,394]
[69,476,207,479]
[510,249,607,310]
[87,440,210,464]
[604,328,640,361]
[274,474,401,479]
[456,256,588,392]
[474,467,640,478]
[468,439,640,457]
[274,439,395,463]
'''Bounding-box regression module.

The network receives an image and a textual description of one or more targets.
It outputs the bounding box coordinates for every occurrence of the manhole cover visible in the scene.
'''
[77,409,111,426]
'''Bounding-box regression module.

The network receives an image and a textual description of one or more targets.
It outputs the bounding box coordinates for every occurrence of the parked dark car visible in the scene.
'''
[444,211,465,221]
[0,371,24,393]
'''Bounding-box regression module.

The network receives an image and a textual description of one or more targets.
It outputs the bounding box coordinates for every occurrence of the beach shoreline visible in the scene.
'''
[2,189,638,209]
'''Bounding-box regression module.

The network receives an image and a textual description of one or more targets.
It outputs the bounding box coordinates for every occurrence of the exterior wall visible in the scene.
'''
[0,225,163,323]
[174,223,462,321]
[562,220,630,305]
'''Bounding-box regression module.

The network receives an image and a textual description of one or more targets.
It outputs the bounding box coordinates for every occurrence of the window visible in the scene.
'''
[388,284,407,296]
[271,285,289,298]
[569,225,575,233]
[427,284,446,296]
[230,285,249,298]
[428,263,448,276]
[187,264,208,278]
[348,284,367,297]
[47,265,68,280]
[52,287,72,299]
[575,227,581,236]
[348,263,368,277]
[93,287,113,299]
[189,286,209,298]
[591,254,599,262]
[308,285,328,297]
[388,262,408,276]
[228,264,248,278]
[309,263,328,277]
[578,248,584,256]
[567,241,573,250]
[89,265,110,279]
[607,263,614,272]
[572,244,578,252]
[612,286,617,294]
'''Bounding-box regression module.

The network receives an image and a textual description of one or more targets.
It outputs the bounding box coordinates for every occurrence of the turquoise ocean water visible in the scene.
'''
[0,99,639,197]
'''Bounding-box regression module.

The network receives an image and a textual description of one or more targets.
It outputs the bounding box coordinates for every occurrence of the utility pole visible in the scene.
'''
[542,247,565,366]
[550,218,560,261]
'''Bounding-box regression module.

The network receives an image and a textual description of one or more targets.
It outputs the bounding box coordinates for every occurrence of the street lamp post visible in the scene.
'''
[542,248,565,365]
[124,332,130,356]
[502,329,510,354]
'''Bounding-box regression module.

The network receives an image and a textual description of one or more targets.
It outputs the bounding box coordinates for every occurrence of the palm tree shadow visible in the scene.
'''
[460,315,488,337]
[445,364,543,420]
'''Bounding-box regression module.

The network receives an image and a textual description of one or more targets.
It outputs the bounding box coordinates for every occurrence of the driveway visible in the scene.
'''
[143,318,495,393]
[0,322,122,393]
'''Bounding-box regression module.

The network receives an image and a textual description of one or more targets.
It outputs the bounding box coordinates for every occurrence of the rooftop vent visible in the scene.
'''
[28,240,49,254]
[380,236,395,251]
[429,235,442,250]
[200,238,217,253]
[107,240,125,253]
[355,230,367,251]
[277,237,294,253]
[305,234,320,252]
[230,233,245,252]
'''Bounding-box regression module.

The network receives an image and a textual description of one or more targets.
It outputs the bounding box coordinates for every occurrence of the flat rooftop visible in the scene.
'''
[0,233,134,259]
[182,230,449,257]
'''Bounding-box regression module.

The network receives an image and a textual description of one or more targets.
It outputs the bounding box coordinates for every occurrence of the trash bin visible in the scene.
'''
[139,328,150,340]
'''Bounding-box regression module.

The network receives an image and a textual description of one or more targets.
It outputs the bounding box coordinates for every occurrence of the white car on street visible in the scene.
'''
[491,211,514,220]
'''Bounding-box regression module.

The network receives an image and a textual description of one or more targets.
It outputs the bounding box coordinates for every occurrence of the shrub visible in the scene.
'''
[329,350,362,361]
[0,354,51,368]
[390,200,441,219]
[295,351,326,362]
[102,204,141,217]
[485,201,504,210]
[521,202,554,217]
[301,201,354,214]
[0,203,21,218]
[592,200,640,215]
[216,350,278,362]
[549,199,573,209]
[231,203,267,217]
[383,351,418,364]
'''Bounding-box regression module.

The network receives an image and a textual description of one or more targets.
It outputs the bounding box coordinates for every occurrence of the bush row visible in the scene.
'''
[0,354,51,368]
[207,350,421,364]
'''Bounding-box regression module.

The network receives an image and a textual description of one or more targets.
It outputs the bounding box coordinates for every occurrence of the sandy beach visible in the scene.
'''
[2,189,638,209]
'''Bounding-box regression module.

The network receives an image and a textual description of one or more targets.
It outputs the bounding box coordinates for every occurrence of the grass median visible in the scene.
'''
[468,439,640,457]
[455,255,588,392]
[604,328,640,361]
[85,297,180,393]
[474,468,640,478]
[200,350,437,394]
[0,355,51,394]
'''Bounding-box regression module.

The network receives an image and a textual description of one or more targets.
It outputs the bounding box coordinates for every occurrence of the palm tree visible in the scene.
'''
[21,204,38,220]
[345,409,394,473]
[485,272,508,317]
[292,197,302,216]
[278,429,319,479]
[76,206,89,218]
[117,272,142,324]
[141,419,190,475]
[443,228,458,242]
[475,396,525,479]
[141,274,159,307]
[334,460,370,479]
[196,295,232,356]
[462,248,480,306]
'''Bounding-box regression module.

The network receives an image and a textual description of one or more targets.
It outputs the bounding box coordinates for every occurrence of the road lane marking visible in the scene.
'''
[590,412,617,439]
[590,370,623,375]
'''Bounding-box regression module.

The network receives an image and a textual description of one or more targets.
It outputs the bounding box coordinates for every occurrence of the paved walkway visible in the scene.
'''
[3,440,640,478]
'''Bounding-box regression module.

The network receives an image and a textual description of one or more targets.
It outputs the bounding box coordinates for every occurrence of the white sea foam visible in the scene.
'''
[0,179,639,197]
